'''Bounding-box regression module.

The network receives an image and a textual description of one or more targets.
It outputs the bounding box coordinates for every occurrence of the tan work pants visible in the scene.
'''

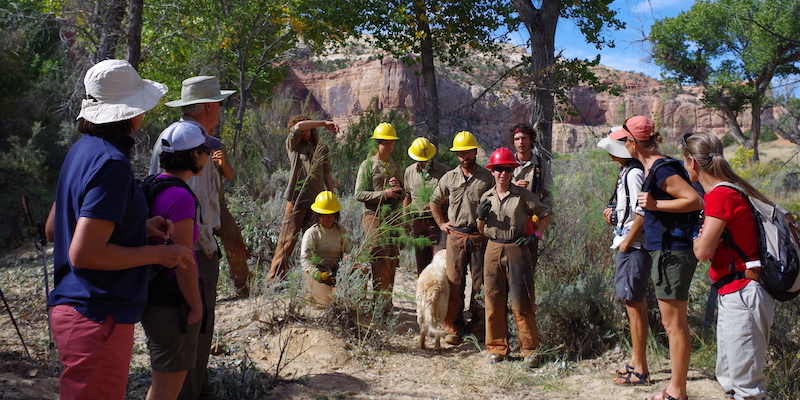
[484,240,539,357]
[443,230,486,334]
[362,213,399,312]
[217,192,251,293]
[269,201,312,281]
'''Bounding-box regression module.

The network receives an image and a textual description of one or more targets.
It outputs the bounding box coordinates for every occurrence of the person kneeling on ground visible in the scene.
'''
[302,191,352,307]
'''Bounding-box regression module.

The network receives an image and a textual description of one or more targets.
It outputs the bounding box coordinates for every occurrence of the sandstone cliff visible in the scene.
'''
[280,55,778,153]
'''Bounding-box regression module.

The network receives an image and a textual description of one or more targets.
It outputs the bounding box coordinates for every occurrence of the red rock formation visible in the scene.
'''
[279,56,779,153]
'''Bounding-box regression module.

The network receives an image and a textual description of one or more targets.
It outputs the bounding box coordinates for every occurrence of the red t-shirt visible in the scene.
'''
[705,185,759,295]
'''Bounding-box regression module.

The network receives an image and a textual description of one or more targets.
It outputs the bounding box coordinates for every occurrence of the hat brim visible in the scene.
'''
[205,135,222,151]
[408,149,432,161]
[609,128,630,140]
[77,79,168,124]
[598,137,632,159]
[164,90,236,107]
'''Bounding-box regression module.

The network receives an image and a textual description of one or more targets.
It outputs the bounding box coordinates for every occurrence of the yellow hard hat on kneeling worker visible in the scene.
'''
[371,122,399,140]
[450,131,479,151]
[311,191,342,214]
[408,137,436,161]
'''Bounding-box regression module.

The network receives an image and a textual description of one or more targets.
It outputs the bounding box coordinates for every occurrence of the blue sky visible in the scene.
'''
[508,0,693,78]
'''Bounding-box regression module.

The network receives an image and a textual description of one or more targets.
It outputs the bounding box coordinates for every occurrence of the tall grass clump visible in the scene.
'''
[535,149,624,358]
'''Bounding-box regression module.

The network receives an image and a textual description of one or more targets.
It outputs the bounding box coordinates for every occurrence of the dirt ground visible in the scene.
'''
[0,244,732,400]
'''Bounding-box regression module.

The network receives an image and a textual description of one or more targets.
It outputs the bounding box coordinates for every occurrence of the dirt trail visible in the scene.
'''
[0,246,728,399]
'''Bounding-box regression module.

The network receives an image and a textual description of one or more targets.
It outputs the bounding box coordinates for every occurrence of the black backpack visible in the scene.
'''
[139,175,200,308]
[641,158,703,248]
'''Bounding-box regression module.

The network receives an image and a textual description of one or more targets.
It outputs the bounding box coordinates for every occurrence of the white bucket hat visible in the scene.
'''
[598,133,632,159]
[77,60,168,124]
[159,121,222,153]
[164,76,235,107]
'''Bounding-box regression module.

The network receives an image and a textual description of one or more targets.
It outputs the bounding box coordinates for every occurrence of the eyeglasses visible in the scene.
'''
[493,166,514,174]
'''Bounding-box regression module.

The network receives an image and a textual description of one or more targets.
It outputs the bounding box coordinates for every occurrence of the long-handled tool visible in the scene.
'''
[0,285,30,358]
[36,221,57,374]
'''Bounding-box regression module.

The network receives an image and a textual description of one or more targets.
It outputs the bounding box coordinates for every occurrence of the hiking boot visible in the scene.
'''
[488,354,506,363]
[444,333,462,345]
[523,354,540,368]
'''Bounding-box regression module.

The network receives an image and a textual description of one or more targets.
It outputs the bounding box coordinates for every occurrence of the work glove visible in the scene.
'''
[311,269,336,286]
[477,199,492,221]
[515,235,538,247]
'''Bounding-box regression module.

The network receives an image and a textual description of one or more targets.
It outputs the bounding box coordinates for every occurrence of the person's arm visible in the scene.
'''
[69,217,193,271]
[170,218,202,325]
[300,229,316,273]
[618,214,644,253]
[638,174,704,213]
[293,120,338,133]
[693,216,726,262]
[429,200,453,233]
[534,213,552,235]
[212,145,234,181]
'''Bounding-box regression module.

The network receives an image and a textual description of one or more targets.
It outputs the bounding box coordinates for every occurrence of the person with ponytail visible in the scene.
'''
[685,132,774,400]
[616,116,704,400]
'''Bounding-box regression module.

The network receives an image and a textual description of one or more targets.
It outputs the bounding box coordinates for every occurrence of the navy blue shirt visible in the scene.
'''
[643,158,695,251]
[50,134,149,324]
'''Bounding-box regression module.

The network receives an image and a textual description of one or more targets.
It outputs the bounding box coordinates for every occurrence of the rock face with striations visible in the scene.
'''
[280,56,777,153]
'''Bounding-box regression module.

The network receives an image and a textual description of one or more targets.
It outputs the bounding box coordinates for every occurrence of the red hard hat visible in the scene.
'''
[486,148,519,169]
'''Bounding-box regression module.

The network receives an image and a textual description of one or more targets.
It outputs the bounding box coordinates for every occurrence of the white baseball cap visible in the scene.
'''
[77,60,168,124]
[159,122,222,153]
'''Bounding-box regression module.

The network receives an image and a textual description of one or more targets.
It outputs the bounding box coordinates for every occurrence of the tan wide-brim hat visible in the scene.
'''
[164,76,236,107]
[76,59,168,124]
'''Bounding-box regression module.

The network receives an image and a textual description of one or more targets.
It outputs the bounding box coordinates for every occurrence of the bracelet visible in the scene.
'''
[533,231,542,238]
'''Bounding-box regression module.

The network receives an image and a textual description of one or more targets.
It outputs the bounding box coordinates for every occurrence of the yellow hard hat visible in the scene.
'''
[310,191,342,214]
[371,122,399,140]
[408,137,437,161]
[450,131,479,151]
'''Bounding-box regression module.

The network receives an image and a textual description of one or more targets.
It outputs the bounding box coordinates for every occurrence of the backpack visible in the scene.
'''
[139,175,201,307]
[607,160,644,232]
[713,183,800,301]
[641,157,703,247]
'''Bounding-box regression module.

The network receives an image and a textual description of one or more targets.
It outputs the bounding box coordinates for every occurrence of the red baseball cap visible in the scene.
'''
[610,116,655,141]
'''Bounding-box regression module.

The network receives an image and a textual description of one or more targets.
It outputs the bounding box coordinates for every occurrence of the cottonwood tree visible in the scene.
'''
[139,0,295,156]
[649,0,800,162]
[293,0,517,146]
[510,0,624,155]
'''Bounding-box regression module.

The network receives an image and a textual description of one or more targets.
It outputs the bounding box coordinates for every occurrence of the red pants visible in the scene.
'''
[269,201,312,280]
[443,230,486,334]
[363,213,399,312]
[50,305,134,400]
[484,240,539,357]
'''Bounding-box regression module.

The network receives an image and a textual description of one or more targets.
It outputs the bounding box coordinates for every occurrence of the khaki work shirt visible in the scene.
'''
[404,160,450,213]
[430,165,493,229]
[354,155,405,216]
[513,152,554,208]
[300,223,351,273]
[480,184,551,241]
[284,127,331,207]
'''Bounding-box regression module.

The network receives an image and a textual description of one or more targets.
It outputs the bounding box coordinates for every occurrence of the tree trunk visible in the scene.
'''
[126,0,143,69]
[511,0,560,158]
[414,0,440,147]
[95,0,127,62]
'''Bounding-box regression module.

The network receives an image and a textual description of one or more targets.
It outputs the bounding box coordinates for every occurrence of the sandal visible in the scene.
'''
[644,390,686,400]
[613,371,650,386]
[609,364,634,376]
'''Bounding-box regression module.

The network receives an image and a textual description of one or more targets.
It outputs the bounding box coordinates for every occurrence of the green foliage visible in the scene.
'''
[649,0,800,155]
[0,125,51,248]
[720,133,737,147]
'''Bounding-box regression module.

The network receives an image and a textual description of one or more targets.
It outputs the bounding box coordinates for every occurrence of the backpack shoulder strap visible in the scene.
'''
[141,175,201,219]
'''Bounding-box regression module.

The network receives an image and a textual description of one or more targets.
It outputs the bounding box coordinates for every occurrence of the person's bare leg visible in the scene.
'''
[657,299,690,399]
[613,299,650,384]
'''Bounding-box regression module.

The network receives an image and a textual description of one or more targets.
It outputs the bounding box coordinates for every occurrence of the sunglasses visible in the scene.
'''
[493,166,514,174]
[681,133,696,158]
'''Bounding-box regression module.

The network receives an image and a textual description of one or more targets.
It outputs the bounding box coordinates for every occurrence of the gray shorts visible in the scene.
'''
[614,247,652,302]
[141,303,201,372]
[650,249,698,301]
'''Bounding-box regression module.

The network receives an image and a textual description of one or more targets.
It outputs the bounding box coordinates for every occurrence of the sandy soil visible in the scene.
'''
[0,242,732,400]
